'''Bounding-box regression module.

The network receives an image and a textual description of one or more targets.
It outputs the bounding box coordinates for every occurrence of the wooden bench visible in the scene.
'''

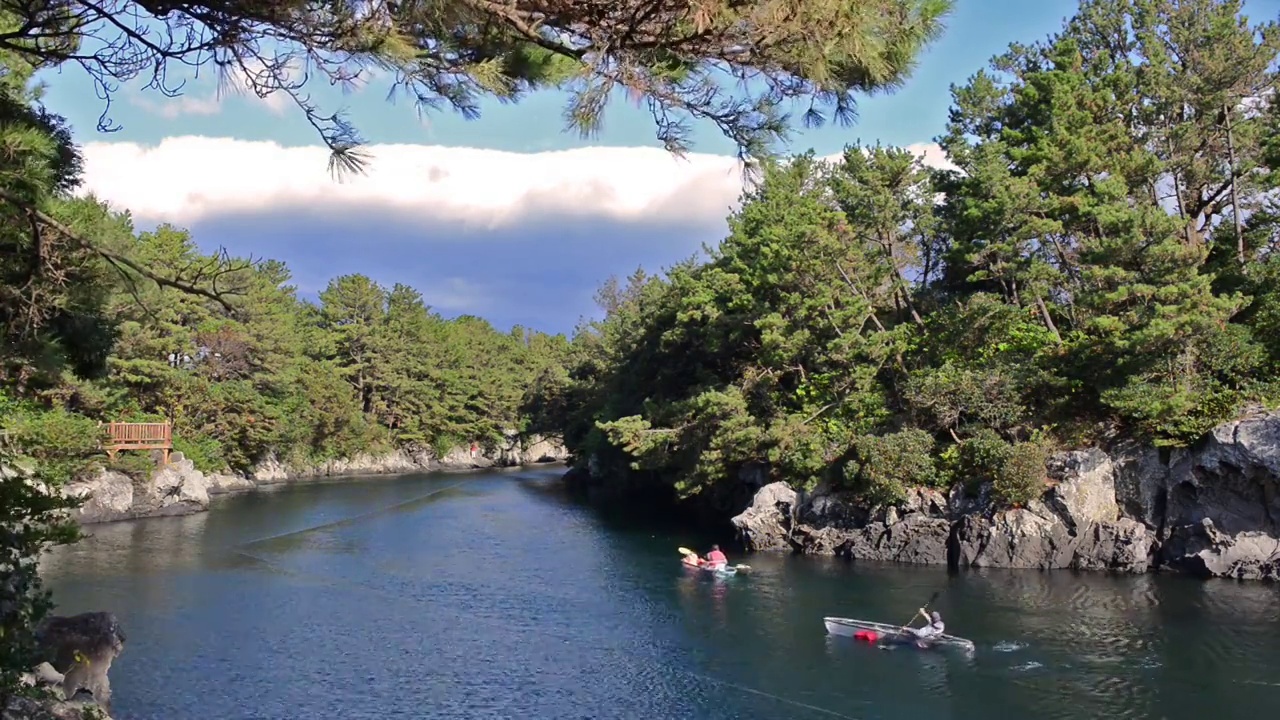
[102,422,172,464]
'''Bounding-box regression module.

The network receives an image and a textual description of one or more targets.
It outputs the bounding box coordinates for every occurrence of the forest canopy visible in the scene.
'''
[533,0,1280,509]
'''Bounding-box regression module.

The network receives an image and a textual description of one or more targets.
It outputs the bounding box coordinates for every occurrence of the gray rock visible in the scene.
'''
[731,411,1280,582]
[35,612,125,710]
[730,482,798,552]
[900,487,950,517]
[1111,443,1169,528]
[950,505,1079,569]
[3,694,113,720]
[1161,518,1280,580]
[845,514,951,564]
[493,433,570,466]
[67,454,210,524]
[136,454,209,517]
[1153,411,1280,578]
[64,473,133,524]
[205,472,256,495]
[1046,448,1120,529]
[27,662,66,689]
[1071,518,1155,573]
[432,446,493,470]
[250,452,290,483]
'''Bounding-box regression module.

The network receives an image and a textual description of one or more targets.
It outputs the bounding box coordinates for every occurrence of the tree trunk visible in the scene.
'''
[1224,103,1246,266]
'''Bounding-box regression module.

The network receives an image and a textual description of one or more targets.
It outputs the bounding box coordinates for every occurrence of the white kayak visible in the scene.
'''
[682,561,751,576]
[824,616,976,652]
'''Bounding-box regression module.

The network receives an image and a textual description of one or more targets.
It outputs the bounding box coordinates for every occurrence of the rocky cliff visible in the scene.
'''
[730,411,1280,581]
[67,433,568,524]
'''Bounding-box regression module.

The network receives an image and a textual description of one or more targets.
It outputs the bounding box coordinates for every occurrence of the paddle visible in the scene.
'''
[903,590,942,630]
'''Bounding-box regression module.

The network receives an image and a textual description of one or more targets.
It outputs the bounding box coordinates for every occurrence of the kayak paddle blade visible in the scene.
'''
[678,546,696,556]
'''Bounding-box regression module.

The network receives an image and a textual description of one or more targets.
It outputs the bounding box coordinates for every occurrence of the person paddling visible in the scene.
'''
[682,550,702,567]
[901,608,945,646]
[704,544,728,570]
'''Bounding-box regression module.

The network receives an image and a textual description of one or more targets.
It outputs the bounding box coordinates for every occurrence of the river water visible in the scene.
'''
[40,467,1280,720]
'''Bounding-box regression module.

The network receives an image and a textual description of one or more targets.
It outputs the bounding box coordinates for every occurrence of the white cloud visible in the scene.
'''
[77,137,955,231]
[129,59,296,119]
[903,142,960,173]
[131,95,224,120]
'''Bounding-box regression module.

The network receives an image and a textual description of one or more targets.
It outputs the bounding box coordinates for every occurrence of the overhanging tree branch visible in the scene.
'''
[0,187,252,312]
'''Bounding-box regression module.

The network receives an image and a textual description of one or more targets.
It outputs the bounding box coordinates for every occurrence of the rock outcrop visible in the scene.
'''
[34,612,125,709]
[70,435,569,524]
[2,695,110,720]
[730,411,1280,581]
[2,612,125,719]
[66,454,210,524]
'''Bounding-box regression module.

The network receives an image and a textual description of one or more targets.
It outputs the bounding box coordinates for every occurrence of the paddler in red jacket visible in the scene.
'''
[705,544,728,570]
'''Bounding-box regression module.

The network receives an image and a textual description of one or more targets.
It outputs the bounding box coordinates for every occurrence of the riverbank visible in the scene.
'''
[570,411,1280,582]
[66,433,567,524]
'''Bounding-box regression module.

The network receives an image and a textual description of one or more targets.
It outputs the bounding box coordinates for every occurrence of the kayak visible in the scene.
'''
[823,617,976,652]
[682,560,751,576]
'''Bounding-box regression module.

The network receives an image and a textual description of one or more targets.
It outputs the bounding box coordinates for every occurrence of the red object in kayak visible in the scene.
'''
[853,630,880,643]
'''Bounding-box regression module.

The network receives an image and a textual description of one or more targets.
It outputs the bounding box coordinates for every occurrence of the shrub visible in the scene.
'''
[956,428,1013,495]
[0,401,104,486]
[844,428,938,506]
[104,452,157,479]
[993,438,1052,507]
[173,433,226,473]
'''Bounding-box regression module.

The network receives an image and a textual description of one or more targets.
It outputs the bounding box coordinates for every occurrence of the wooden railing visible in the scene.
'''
[102,421,173,464]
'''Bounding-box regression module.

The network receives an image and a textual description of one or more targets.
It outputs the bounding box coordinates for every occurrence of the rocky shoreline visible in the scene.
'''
[728,411,1280,581]
[67,433,567,525]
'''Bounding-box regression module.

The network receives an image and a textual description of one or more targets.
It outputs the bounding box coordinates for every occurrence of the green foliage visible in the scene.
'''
[103,451,157,479]
[0,393,102,486]
[0,1,954,172]
[954,429,1013,495]
[993,438,1053,508]
[538,0,1280,512]
[843,429,940,505]
[172,433,226,474]
[0,399,82,703]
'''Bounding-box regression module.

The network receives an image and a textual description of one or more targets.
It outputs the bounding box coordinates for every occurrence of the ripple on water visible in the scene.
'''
[993,640,1027,652]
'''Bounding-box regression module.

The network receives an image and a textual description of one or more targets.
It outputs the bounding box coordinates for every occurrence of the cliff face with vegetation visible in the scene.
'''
[538,0,1280,580]
[732,410,1280,580]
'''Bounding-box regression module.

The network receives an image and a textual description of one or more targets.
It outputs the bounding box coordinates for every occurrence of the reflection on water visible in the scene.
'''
[40,468,1280,720]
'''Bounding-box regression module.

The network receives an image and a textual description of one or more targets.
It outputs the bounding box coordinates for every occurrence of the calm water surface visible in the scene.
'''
[41,467,1280,719]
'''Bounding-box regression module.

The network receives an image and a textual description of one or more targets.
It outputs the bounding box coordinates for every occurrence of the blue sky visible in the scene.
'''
[40,0,1280,335]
